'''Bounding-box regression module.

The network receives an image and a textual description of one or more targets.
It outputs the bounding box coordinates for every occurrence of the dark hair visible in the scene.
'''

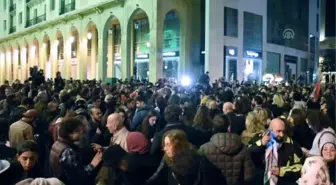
[21,97,34,106]
[59,118,84,140]
[0,118,8,142]
[306,109,331,132]
[135,95,146,103]
[164,105,182,123]
[17,140,38,155]
[167,94,181,106]
[141,110,158,138]
[92,95,101,102]
[293,91,302,101]
[193,106,212,131]
[212,114,230,134]
[289,109,306,126]
[253,96,263,105]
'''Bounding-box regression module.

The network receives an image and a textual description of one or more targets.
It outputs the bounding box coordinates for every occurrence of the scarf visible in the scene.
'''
[298,156,331,185]
[264,137,281,185]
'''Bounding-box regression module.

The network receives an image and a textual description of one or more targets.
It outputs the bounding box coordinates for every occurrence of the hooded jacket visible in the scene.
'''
[131,105,153,131]
[199,133,254,185]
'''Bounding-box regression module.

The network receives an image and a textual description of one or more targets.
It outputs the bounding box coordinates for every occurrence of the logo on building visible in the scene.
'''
[283,28,295,39]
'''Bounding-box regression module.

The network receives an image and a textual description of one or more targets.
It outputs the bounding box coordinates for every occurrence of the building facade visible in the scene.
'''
[0,0,202,83]
[205,0,320,83]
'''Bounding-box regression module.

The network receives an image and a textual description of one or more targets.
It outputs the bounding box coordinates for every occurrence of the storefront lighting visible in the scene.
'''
[108,28,113,35]
[134,21,140,29]
[14,49,19,55]
[87,32,92,40]
[201,51,205,54]
[262,74,274,82]
[309,34,314,38]
[31,46,36,52]
[115,56,122,60]
[7,51,11,55]
[163,52,176,57]
[43,43,47,48]
[146,42,150,47]
[137,54,149,59]
[55,40,59,46]
[228,49,235,56]
[246,51,259,58]
[69,36,75,43]
[22,48,27,52]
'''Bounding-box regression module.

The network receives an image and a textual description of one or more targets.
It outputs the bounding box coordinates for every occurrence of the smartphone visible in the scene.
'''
[263,130,270,137]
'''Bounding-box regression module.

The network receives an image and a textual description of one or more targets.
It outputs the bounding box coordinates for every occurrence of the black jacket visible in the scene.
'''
[0,143,16,160]
[226,112,245,135]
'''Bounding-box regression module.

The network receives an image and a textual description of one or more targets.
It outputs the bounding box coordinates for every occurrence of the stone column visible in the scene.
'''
[121,24,131,80]
[13,49,18,81]
[107,30,114,78]
[51,40,59,79]
[64,37,72,79]
[21,48,27,81]
[78,36,88,80]
[97,37,104,80]
[6,51,12,83]
[0,52,5,83]
[148,5,164,82]
[91,31,98,80]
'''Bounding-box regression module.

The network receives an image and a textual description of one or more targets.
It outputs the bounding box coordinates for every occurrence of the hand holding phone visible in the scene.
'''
[262,131,271,146]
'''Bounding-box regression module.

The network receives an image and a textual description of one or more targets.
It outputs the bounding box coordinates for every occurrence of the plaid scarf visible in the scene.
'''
[264,142,281,185]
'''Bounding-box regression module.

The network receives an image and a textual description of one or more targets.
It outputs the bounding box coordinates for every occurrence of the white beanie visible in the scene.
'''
[16,178,64,185]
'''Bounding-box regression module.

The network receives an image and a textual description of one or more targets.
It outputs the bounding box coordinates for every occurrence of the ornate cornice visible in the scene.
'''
[26,0,45,8]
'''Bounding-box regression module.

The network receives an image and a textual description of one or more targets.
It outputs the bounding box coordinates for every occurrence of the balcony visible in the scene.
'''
[26,0,32,2]
[9,26,16,34]
[25,14,46,28]
[59,2,76,15]
[9,4,16,12]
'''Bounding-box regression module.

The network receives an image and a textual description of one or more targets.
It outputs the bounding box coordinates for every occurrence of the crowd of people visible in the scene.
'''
[0,71,335,185]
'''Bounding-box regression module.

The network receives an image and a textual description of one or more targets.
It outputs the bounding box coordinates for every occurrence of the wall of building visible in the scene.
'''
[205,0,320,83]
[0,0,202,83]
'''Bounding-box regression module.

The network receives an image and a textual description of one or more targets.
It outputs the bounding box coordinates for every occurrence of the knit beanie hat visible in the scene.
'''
[16,178,64,185]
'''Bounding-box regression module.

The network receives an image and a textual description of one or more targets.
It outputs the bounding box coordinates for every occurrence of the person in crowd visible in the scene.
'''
[251,95,263,109]
[34,91,49,115]
[150,105,209,156]
[89,95,102,110]
[199,114,254,185]
[131,95,153,130]
[241,110,267,145]
[9,109,38,148]
[87,108,103,143]
[137,110,158,140]
[54,72,65,93]
[50,117,103,185]
[146,129,226,185]
[298,156,331,185]
[115,107,129,130]
[7,140,42,184]
[290,109,315,149]
[193,105,213,133]
[292,91,307,111]
[9,97,34,125]
[0,118,16,160]
[16,177,65,185]
[303,111,336,156]
[249,118,304,185]
[223,102,246,135]
[321,142,336,184]
[92,113,130,152]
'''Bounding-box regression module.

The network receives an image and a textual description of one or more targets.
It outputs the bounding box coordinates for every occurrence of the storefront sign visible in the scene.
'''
[136,54,149,59]
[163,51,180,57]
[283,28,295,39]
[244,50,262,59]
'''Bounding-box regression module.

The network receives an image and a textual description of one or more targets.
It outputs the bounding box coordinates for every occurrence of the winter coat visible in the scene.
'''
[199,133,254,185]
[131,105,153,131]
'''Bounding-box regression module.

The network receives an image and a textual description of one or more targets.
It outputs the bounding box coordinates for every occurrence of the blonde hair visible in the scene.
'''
[245,108,268,133]
[273,94,284,107]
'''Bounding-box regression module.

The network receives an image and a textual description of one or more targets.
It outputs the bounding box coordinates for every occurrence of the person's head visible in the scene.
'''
[162,129,191,158]
[287,109,306,127]
[269,118,286,143]
[164,105,182,123]
[22,109,38,123]
[21,97,34,110]
[5,87,13,97]
[222,102,234,114]
[252,95,263,106]
[321,142,336,163]
[58,118,85,142]
[17,141,38,171]
[245,110,267,133]
[143,110,158,126]
[126,99,136,109]
[292,91,302,101]
[47,101,59,113]
[306,109,331,133]
[92,96,101,109]
[56,71,61,78]
[89,108,102,122]
[193,105,212,131]
[272,94,284,108]
[106,113,124,134]
[115,107,126,124]
[135,95,146,109]
[126,132,149,154]
[212,114,230,134]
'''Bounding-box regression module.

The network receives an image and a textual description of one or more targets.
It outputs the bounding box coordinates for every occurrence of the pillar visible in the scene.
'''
[64,37,72,79]
[97,36,104,80]
[21,47,27,81]
[149,6,164,82]
[39,44,46,72]
[179,10,194,79]
[107,30,114,78]
[6,51,12,83]
[13,49,18,81]
[78,35,87,80]
[51,40,58,79]
[91,31,98,80]
[0,52,5,83]
[121,24,131,80]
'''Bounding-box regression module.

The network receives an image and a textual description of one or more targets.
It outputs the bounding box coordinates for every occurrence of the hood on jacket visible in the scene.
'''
[210,133,242,155]
[137,105,152,113]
